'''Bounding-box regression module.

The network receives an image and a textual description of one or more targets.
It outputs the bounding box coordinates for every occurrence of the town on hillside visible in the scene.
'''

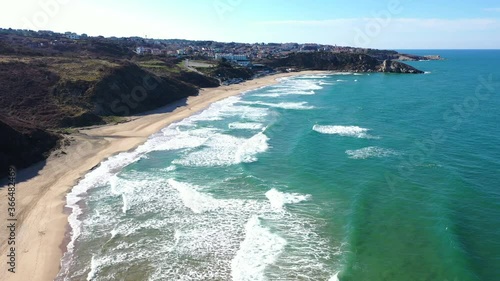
[0,28,440,67]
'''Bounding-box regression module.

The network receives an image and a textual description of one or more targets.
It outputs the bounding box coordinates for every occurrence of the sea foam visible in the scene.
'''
[313,125,377,139]
[231,215,287,281]
[228,122,264,130]
[345,146,398,159]
[329,272,340,281]
[296,74,330,79]
[265,188,311,211]
[243,101,315,110]
[173,130,269,167]
[168,179,223,213]
[59,75,340,280]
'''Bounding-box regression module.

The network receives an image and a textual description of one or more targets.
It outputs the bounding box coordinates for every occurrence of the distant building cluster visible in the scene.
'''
[0,28,378,68]
[132,40,366,67]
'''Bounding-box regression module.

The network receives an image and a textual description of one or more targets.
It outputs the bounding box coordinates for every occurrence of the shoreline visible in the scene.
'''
[0,70,325,281]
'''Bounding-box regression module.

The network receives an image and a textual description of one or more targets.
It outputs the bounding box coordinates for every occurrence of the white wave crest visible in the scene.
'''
[296,74,329,79]
[165,165,177,172]
[329,272,340,281]
[173,130,269,167]
[228,122,264,130]
[329,72,353,75]
[168,179,222,213]
[272,79,323,90]
[265,188,311,211]
[244,101,314,110]
[313,125,377,139]
[87,256,98,281]
[236,131,270,163]
[231,215,287,281]
[345,146,398,159]
[253,93,283,98]
[136,127,213,153]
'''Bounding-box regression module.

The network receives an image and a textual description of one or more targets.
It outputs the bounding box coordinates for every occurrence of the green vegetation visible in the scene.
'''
[138,59,182,75]
[102,116,127,124]
[48,58,119,82]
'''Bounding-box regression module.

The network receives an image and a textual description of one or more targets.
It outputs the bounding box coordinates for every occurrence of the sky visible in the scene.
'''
[1,0,500,49]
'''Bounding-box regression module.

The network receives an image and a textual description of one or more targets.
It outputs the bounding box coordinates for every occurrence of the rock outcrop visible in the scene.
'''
[394,54,444,61]
[378,60,424,74]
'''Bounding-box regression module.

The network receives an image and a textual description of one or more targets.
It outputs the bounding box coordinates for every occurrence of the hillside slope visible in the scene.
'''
[0,57,204,177]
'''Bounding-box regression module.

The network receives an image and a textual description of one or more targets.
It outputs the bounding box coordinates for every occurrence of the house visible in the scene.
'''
[135,46,146,54]
[64,32,80,40]
[215,53,251,67]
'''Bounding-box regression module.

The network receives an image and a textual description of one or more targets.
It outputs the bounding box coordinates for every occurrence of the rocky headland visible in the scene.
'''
[0,30,432,177]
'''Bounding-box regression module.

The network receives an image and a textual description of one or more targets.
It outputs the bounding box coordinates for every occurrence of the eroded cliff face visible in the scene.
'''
[0,117,60,178]
[90,63,199,116]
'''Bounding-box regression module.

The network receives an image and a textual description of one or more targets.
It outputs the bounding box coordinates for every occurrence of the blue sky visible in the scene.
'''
[2,0,500,49]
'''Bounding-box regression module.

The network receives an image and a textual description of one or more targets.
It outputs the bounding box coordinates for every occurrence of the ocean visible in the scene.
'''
[56,50,500,281]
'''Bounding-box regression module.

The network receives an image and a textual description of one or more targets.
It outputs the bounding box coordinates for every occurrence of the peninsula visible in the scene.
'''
[0,28,440,281]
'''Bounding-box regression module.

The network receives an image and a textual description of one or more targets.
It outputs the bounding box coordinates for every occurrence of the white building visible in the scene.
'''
[135,46,146,55]
[215,53,250,66]
[64,32,80,40]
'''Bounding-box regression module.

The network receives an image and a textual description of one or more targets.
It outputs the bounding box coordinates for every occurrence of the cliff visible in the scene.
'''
[0,117,60,178]
[0,57,203,177]
[89,63,199,116]
[260,52,423,73]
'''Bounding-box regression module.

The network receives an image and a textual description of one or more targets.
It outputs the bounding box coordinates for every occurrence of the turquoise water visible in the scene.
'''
[57,50,500,281]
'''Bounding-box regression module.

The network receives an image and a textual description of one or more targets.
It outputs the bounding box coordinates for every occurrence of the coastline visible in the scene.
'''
[0,70,325,281]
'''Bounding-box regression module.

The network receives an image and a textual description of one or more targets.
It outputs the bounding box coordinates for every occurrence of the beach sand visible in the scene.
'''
[0,71,324,281]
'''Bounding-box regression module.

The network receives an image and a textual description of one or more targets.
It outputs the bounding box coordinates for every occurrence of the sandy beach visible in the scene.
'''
[0,71,324,281]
